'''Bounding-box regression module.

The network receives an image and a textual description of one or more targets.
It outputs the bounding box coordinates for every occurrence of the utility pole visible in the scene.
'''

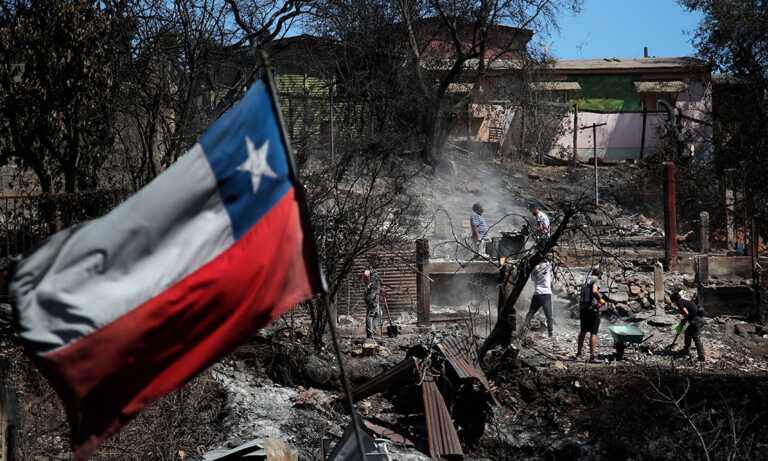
[578,122,607,207]
[571,103,578,166]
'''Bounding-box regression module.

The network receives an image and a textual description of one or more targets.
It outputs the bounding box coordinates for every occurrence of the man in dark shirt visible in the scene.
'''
[577,268,606,363]
[671,292,706,362]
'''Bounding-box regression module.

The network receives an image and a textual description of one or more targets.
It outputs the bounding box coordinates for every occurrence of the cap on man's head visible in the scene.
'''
[591,267,602,277]
[527,203,538,211]
[472,203,483,213]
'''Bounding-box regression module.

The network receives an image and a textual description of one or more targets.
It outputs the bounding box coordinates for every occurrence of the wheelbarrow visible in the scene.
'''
[607,325,645,360]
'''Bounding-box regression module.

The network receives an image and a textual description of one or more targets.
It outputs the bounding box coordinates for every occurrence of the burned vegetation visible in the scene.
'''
[3,0,768,460]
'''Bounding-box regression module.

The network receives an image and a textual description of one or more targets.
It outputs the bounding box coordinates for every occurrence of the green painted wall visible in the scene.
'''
[570,75,643,113]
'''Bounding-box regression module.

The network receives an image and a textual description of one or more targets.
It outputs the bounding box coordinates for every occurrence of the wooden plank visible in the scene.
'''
[424,261,498,274]
[707,255,753,279]
[0,361,15,461]
[654,261,664,316]
[416,239,431,326]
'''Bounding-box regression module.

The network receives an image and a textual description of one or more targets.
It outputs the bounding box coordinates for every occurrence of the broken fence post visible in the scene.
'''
[415,239,431,327]
[725,169,736,251]
[757,264,768,325]
[700,211,710,254]
[695,255,710,286]
[654,262,664,315]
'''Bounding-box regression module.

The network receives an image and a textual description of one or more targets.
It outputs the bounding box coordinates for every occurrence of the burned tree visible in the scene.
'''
[681,0,768,233]
[314,0,581,165]
[396,0,581,164]
[0,0,124,194]
[302,152,422,349]
[478,203,576,361]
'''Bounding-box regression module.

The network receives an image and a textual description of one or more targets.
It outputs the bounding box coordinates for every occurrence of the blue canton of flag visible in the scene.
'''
[200,81,292,239]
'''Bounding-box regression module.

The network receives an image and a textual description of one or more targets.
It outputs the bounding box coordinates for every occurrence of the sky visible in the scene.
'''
[548,0,704,59]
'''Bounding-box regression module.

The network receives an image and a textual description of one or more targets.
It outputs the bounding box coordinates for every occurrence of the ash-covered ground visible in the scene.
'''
[3,158,766,460]
[5,286,768,461]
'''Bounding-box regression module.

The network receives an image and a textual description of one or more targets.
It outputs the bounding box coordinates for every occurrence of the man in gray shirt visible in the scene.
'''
[363,269,381,339]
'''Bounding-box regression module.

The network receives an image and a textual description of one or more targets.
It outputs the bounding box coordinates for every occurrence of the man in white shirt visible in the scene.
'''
[528,203,550,240]
[522,260,554,337]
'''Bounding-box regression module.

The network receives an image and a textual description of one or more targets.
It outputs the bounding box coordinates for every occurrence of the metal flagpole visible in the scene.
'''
[260,51,367,461]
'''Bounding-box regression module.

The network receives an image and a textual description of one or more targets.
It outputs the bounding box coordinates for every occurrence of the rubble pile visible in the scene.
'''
[559,268,695,319]
[210,359,344,460]
[350,335,496,459]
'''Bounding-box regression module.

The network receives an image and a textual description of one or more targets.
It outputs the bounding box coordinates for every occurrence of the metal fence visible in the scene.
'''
[0,189,129,263]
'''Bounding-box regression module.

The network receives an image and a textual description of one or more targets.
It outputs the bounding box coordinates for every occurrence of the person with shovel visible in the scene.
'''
[363,269,382,339]
[577,268,606,363]
[670,292,706,362]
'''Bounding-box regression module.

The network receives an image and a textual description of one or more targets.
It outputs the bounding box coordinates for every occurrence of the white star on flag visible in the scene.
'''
[238,137,277,193]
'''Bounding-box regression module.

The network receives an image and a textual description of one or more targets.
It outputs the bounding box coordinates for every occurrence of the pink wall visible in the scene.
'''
[549,79,713,160]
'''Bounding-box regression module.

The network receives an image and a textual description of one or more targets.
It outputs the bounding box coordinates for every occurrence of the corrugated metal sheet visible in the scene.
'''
[436,337,498,405]
[634,80,688,93]
[351,357,418,402]
[278,244,418,324]
[276,73,369,148]
[277,74,330,97]
[529,81,582,92]
[336,243,418,317]
[422,372,463,459]
[553,57,705,71]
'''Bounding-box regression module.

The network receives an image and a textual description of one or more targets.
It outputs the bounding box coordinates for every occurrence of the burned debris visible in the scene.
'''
[349,336,495,459]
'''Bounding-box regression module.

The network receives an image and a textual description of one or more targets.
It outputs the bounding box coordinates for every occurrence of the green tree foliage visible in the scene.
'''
[681,0,768,210]
[0,0,124,193]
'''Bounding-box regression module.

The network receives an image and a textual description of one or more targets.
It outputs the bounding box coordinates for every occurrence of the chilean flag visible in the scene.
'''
[10,79,324,459]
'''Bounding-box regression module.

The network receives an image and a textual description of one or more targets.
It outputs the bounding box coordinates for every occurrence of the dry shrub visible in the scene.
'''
[8,350,227,461]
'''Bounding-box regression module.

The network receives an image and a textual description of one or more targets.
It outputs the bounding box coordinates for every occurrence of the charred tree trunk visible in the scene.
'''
[478,208,575,361]
[495,264,516,348]
[306,298,328,352]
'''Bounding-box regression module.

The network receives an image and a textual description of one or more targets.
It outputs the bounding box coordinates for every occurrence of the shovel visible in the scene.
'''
[382,293,399,337]
[666,321,685,351]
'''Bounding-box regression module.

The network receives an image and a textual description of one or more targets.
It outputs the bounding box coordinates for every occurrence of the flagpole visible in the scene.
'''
[259,54,327,293]
[259,52,367,461]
